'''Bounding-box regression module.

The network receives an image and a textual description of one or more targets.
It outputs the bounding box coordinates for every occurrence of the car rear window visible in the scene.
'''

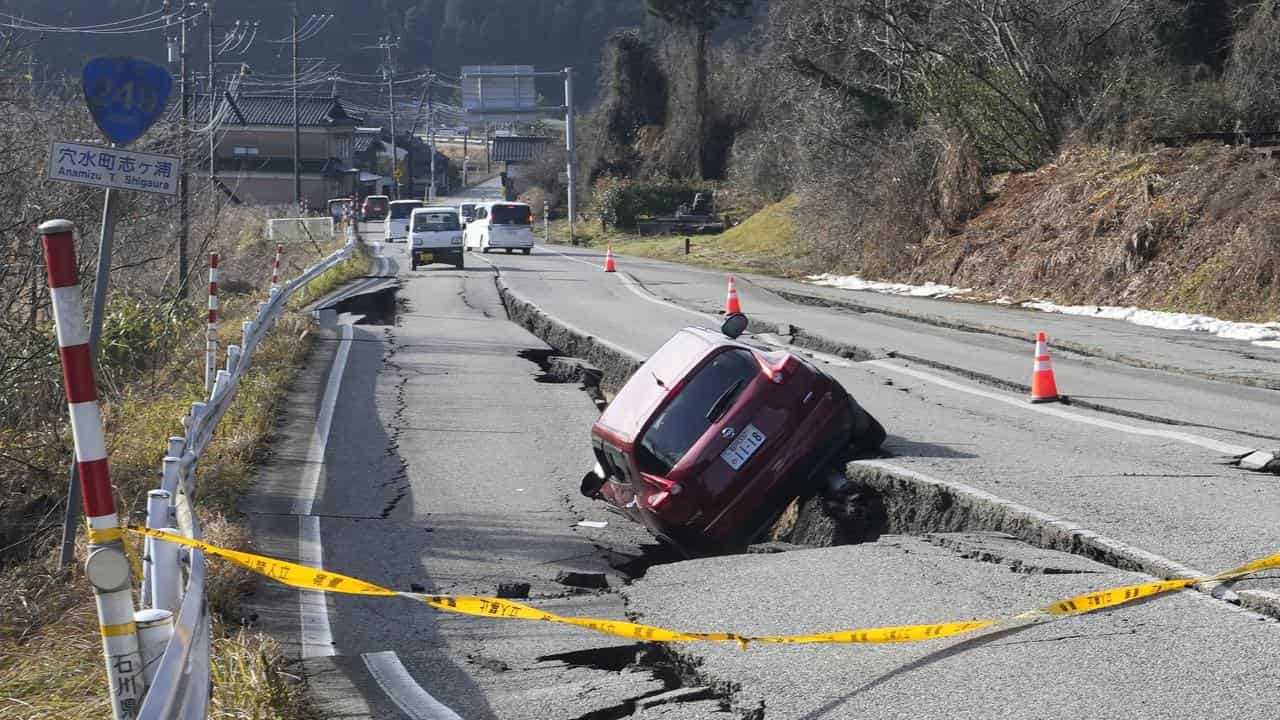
[365,198,387,211]
[389,202,423,220]
[636,349,758,476]
[491,204,532,225]
[413,212,460,232]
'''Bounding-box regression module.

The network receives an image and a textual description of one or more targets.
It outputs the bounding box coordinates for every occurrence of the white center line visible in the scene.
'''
[362,651,463,720]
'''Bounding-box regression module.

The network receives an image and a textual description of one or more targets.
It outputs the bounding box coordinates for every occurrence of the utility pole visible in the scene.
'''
[206,2,217,224]
[408,75,431,200]
[428,74,436,200]
[564,66,576,244]
[178,9,191,297]
[292,5,301,209]
[378,35,401,200]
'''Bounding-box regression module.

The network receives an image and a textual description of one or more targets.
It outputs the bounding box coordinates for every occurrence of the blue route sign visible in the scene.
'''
[82,57,172,146]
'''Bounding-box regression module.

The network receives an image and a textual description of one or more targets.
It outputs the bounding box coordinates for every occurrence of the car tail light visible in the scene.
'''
[755,352,792,384]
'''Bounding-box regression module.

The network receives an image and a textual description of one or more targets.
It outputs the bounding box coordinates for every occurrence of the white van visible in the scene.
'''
[409,206,464,270]
[464,202,535,254]
[384,199,424,243]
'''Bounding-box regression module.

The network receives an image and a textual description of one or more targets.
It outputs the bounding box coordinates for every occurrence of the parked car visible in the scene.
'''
[385,199,424,242]
[580,314,885,554]
[361,195,390,222]
[459,202,477,224]
[464,201,535,254]
[409,206,464,270]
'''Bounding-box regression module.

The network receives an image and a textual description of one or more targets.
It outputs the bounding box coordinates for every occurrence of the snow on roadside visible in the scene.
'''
[1021,301,1280,346]
[803,274,1280,349]
[806,273,972,298]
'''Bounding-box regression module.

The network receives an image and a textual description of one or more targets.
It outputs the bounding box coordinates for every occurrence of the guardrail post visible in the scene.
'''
[161,456,181,497]
[134,609,174,687]
[40,219,146,719]
[226,344,241,376]
[141,489,171,608]
[150,528,183,615]
[205,253,218,394]
[241,320,252,351]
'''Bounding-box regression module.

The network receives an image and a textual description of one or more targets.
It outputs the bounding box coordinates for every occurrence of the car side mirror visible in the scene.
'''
[721,312,748,339]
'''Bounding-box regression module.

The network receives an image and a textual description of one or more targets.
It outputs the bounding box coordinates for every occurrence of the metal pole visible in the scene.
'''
[42,220,146,720]
[206,253,218,393]
[207,3,217,225]
[544,199,549,245]
[564,67,576,245]
[292,7,301,208]
[428,78,436,201]
[384,38,398,200]
[57,187,119,567]
[179,17,190,297]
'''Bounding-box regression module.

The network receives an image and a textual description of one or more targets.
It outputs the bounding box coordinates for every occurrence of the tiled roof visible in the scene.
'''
[177,94,359,127]
[492,136,550,162]
[354,134,384,153]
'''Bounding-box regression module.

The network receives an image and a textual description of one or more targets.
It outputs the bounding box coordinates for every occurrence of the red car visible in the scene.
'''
[581,314,884,553]
[361,195,390,221]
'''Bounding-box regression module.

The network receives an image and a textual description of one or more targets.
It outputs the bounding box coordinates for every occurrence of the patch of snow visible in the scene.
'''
[806,274,972,298]
[1021,300,1280,344]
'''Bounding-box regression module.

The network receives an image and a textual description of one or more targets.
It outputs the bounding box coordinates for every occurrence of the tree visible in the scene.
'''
[645,0,750,177]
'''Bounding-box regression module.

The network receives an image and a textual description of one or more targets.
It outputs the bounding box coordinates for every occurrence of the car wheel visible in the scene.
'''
[505,248,513,254]
[410,260,417,270]
[455,258,464,269]
[522,248,531,255]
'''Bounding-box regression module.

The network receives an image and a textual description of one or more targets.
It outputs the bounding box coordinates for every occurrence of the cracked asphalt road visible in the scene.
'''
[242,183,1280,718]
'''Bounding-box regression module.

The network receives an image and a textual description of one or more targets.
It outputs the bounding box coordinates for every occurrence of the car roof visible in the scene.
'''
[366,195,388,200]
[390,199,423,205]
[480,201,530,207]
[412,206,457,214]
[596,327,733,443]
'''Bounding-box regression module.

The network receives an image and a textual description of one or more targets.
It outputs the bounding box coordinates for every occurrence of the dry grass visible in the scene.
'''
[909,142,1280,320]
[0,234,371,719]
[558,194,809,277]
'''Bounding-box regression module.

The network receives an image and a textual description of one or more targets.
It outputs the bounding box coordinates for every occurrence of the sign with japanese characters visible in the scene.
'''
[47,141,179,196]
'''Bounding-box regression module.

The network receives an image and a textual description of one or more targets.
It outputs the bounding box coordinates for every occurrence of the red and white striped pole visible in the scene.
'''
[206,252,218,394]
[271,244,283,289]
[41,219,146,719]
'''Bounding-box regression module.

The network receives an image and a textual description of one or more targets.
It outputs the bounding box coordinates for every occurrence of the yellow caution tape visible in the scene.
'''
[127,526,1280,648]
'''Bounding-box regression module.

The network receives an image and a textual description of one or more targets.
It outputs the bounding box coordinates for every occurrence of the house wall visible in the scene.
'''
[220,172,348,210]
[216,126,355,165]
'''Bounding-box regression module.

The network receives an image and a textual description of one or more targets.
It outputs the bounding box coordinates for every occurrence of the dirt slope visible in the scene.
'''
[908,144,1280,321]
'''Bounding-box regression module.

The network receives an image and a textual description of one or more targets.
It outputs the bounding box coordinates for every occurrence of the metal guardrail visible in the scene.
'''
[135,225,358,719]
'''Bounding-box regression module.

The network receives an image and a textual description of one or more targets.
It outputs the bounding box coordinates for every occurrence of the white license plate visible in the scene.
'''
[720,424,766,470]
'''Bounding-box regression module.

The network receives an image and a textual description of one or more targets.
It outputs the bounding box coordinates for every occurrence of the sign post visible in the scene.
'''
[55,58,173,571]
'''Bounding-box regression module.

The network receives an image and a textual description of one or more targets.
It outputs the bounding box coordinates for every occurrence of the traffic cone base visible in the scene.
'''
[604,247,616,272]
[1029,331,1060,403]
[725,275,742,314]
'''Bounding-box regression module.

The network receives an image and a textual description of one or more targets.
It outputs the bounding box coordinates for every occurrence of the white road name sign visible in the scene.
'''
[47,140,179,196]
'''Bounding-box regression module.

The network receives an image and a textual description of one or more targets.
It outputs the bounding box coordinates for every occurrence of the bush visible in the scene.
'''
[591,177,708,229]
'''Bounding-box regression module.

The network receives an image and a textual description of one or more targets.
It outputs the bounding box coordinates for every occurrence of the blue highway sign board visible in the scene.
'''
[82,57,172,146]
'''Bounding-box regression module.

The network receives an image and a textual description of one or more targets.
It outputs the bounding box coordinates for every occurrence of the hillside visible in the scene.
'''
[909,144,1280,322]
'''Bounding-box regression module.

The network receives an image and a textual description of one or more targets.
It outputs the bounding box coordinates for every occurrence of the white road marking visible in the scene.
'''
[863,359,1255,456]
[298,515,335,658]
[362,651,464,720]
[293,323,354,516]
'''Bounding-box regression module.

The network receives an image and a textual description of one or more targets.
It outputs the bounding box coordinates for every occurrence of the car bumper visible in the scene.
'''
[413,247,462,264]
[485,237,534,248]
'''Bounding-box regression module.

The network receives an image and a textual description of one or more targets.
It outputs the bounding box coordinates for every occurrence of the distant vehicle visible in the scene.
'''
[385,199,424,242]
[327,198,353,221]
[361,195,389,222]
[459,202,477,224]
[465,201,534,255]
[409,206,464,270]
[580,314,884,554]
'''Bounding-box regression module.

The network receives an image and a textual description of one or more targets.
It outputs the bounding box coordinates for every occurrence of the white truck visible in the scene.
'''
[409,206,465,270]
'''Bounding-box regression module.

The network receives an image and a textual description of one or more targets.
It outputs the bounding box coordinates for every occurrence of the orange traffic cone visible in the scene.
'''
[725,275,742,314]
[604,246,616,273]
[1029,332,1060,403]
